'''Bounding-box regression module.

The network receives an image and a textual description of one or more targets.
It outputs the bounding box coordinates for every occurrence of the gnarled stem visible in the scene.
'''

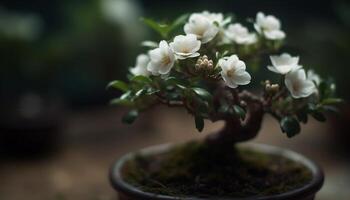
[206,90,264,148]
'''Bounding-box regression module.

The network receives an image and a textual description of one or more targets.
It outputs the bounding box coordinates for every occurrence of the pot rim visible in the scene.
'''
[110,142,324,200]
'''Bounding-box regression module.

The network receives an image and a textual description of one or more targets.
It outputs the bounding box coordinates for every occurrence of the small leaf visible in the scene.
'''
[165,77,186,85]
[221,16,233,26]
[307,103,327,122]
[322,105,339,113]
[321,98,343,105]
[168,13,189,32]
[141,40,158,48]
[221,50,229,57]
[122,110,138,124]
[166,92,180,100]
[296,111,308,124]
[195,115,204,132]
[310,111,327,122]
[318,79,336,100]
[318,81,327,99]
[146,88,160,95]
[197,100,210,116]
[215,51,220,59]
[233,105,246,120]
[106,80,128,92]
[280,116,301,138]
[218,104,230,114]
[176,84,186,90]
[141,18,169,38]
[109,98,133,106]
[192,87,213,102]
[120,91,132,100]
[213,21,220,27]
[131,75,152,84]
[307,103,317,112]
[135,88,147,97]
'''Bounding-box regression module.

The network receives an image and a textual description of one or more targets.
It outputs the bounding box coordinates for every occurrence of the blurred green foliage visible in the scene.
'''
[0,0,349,108]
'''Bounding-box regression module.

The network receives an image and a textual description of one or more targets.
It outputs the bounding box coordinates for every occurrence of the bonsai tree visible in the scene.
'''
[108,11,342,150]
[108,11,344,199]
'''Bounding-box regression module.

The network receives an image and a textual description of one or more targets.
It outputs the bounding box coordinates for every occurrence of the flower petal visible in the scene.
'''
[233,71,251,85]
[264,30,286,40]
[221,73,238,88]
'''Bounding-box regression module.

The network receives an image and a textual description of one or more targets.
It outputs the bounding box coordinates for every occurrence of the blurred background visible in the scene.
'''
[0,0,349,199]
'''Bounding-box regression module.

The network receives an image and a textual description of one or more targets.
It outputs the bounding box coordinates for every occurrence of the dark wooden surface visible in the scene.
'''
[0,106,349,200]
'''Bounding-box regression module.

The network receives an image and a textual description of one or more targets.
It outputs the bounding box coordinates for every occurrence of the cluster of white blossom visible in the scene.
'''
[267,53,320,98]
[219,55,251,88]
[254,12,286,40]
[129,11,319,99]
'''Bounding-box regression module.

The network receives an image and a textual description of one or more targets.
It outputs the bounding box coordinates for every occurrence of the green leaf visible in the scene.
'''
[141,40,158,48]
[146,88,160,95]
[307,103,317,112]
[135,88,147,97]
[194,115,204,132]
[213,21,220,27]
[192,87,213,102]
[318,79,336,100]
[310,111,326,122]
[176,84,187,90]
[131,75,152,84]
[168,13,189,32]
[322,105,339,113]
[280,116,301,138]
[109,98,133,106]
[120,91,132,100]
[141,14,189,38]
[106,80,128,92]
[122,110,138,124]
[321,98,343,105]
[233,105,246,120]
[221,16,233,26]
[307,103,327,122]
[218,104,230,114]
[166,92,180,100]
[141,18,169,38]
[318,81,327,99]
[196,100,210,117]
[215,51,220,59]
[296,111,308,124]
[165,77,186,86]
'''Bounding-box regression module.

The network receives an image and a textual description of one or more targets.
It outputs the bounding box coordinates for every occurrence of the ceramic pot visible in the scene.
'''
[110,143,324,200]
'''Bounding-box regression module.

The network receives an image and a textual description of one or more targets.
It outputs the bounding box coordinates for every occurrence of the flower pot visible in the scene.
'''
[110,143,324,200]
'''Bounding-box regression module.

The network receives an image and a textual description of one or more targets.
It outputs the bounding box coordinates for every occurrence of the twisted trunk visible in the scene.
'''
[205,91,264,148]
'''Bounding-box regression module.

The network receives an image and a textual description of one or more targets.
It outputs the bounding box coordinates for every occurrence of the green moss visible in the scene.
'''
[123,141,312,198]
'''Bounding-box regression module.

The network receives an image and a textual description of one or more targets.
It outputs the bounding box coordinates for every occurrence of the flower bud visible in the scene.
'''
[266,83,280,94]
[240,100,247,107]
[195,55,214,71]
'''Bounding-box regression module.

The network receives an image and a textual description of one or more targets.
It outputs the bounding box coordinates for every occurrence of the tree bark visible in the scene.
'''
[205,92,264,148]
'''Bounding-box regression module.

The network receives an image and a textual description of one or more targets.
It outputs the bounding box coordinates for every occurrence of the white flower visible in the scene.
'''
[184,13,219,44]
[219,55,251,88]
[225,23,257,45]
[285,68,316,98]
[307,70,321,86]
[268,53,300,74]
[254,12,285,40]
[147,40,175,75]
[130,54,150,76]
[200,11,224,25]
[170,34,201,60]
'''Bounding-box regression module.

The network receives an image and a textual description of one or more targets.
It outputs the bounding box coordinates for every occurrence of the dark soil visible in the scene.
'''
[123,141,312,198]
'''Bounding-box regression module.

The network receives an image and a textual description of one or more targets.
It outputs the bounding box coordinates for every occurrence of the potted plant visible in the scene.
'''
[108,11,342,200]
